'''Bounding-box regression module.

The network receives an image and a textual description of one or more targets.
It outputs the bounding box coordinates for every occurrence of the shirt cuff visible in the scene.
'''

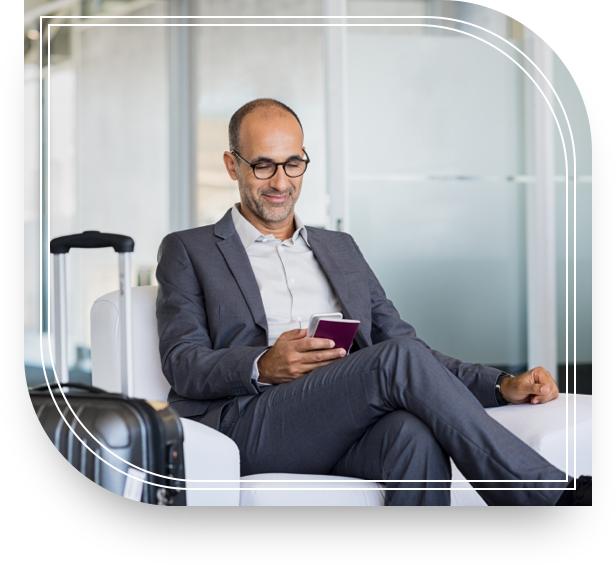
[251,349,272,387]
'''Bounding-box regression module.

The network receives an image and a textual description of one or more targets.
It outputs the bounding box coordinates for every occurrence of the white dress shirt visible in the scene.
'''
[231,204,341,383]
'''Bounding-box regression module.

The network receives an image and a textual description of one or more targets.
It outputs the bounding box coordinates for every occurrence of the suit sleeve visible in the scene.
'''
[349,236,502,408]
[155,233,266,401]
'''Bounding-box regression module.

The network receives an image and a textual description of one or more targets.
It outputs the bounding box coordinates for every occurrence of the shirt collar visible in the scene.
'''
[231,203,310,250]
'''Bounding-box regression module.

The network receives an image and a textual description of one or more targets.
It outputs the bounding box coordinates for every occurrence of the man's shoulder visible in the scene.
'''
[305,226,361,258]
[157,223,223,263]
[305,226,356,244]
[165,223,217,243]
[161,208,235,249]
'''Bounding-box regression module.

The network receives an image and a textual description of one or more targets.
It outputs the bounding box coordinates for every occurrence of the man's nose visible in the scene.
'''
[269,164,290,190]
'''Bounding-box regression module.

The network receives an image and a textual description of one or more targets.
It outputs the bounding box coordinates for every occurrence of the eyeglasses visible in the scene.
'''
[231,149,310,180]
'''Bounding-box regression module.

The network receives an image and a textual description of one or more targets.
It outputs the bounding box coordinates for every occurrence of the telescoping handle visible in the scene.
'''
[30,382,107,394]
[50,231,135,397]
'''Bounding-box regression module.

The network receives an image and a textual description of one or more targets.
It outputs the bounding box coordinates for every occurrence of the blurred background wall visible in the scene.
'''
[23,0,592,393]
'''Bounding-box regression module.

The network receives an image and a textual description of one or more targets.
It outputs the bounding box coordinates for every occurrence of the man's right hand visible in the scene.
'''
[257,328,347,385]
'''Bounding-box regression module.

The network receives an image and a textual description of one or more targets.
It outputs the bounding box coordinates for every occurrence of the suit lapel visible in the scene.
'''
[214,211,268,334]
[307,228,371,348]
[309,241,349,310]
[308,228,366,341]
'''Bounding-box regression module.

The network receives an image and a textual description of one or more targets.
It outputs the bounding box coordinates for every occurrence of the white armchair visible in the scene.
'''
[91,286,591,506]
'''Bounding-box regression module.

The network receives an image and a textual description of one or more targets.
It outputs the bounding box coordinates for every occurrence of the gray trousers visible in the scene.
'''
[204,336,569,505]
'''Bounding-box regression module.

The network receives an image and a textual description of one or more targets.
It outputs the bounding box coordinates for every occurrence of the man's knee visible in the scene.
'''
[378,335,432,367]
[376,411,451,480]
[379,410,441,454]
[387,335,427,352]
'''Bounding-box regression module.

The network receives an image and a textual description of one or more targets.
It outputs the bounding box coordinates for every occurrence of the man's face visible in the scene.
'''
[226,109,306,225]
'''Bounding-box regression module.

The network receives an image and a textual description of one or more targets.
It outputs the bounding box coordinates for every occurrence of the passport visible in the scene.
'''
[313,319,360,355]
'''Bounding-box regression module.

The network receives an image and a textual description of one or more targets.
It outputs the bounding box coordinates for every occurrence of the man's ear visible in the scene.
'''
[223,151,238,181]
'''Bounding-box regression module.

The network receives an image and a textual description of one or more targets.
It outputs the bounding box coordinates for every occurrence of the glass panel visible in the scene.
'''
[48,64,79,372]
[72,20,170,348]
[553,54,592,374]
[24,2,170,386]
[556,181,591,367]
[347,24,527,368]
[24,64,42,373]
[193,0,328,228]
[348,0,427,18]
[347,31,523,177]
[350,180,527,366]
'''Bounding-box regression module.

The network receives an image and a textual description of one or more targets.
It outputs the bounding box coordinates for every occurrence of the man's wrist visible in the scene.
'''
[495,372,512,406]
[253,349,272,386]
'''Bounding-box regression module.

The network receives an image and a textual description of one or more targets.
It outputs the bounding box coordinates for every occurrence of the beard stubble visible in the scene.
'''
[237,174,298,224]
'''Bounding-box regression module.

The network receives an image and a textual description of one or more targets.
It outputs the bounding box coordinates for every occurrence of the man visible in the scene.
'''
[156,98,591,505]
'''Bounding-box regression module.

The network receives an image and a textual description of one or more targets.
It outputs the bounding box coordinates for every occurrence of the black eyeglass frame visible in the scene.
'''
[231,149,310,180]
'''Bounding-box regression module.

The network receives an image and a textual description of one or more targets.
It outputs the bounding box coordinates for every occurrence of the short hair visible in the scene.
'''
[228,98,303,152]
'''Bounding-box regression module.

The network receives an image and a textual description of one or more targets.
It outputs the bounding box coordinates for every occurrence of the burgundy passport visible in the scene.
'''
[313,319,360,355]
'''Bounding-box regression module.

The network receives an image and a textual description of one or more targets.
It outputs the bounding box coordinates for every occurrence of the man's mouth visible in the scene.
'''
[262,192,290,204]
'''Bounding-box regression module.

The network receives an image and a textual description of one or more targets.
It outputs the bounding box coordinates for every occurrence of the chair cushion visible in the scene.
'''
[239,474,385,506]
[181,418,240,507]
[91,285,171,401]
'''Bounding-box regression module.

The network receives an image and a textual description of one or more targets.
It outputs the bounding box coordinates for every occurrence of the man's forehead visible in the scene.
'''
[239,109,303,152]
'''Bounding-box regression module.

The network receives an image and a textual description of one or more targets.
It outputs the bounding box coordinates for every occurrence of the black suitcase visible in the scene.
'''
[29,231,186,505]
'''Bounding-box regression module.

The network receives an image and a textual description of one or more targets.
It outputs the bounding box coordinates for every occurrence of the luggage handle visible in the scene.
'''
[49,231,134,397]
[30,382,107,394]
[50,231,134,254]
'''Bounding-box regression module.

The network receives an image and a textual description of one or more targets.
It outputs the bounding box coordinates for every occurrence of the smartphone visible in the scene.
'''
[307,312,343,337]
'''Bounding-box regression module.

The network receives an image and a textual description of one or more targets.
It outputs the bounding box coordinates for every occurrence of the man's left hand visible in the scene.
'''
[500,366,559,405]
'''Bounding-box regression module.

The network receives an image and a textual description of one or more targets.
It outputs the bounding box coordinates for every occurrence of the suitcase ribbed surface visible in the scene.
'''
[31,387,186,505]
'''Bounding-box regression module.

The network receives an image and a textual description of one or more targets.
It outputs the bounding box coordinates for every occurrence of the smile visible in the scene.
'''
[263,193,289,204]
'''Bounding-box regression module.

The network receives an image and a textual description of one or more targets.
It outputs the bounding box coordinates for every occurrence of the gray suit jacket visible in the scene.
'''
[155,208,502,428]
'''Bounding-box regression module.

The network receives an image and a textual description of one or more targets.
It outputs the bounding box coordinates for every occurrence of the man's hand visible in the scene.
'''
[257,328,347,385]
[500,366,559,405]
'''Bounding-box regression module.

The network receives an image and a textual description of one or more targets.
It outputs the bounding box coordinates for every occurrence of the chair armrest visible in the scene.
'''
[180,418,240,506]
[451,394,592,506]
[486,393,592,476]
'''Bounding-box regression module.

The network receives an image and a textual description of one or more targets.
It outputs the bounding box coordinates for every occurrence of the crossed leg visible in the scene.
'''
[216,336,569,505]
[331,410,452,505]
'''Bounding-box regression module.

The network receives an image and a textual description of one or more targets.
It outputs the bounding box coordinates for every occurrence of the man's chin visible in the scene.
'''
[263,211,293,223]
[256,202,294,223]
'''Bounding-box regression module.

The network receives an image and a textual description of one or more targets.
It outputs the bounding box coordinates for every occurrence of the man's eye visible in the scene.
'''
[285,161,301,169]
[254,163,273,171]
